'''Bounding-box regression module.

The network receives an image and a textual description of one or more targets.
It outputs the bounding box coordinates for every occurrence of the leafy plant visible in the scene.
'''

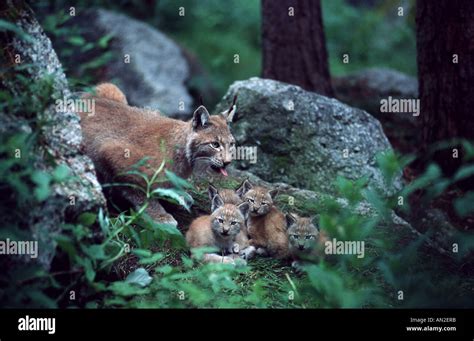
[1,8,473,309]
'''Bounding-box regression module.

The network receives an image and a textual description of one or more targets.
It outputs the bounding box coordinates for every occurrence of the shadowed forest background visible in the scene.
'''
[35,0,418,103]
[0,0,473,309]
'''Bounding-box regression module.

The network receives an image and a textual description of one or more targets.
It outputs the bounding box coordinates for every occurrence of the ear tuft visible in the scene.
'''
[221,94,238,123]
[269,189,279,199]
[238,202,250,219]
[236,179,253,197]
[222,105,237,123]
[211,193,224,212]
[208,184,218,203]
[192,105,210,130]
[310,216,320,231]
[285,213,297,229]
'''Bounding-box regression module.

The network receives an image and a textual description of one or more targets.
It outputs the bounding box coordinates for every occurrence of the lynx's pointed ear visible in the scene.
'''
[211,193,225,212]
[192,105,210,130]
[221,94,237,123]
[222,105,236,123]
[269,189,279,199]
[310,215,320,230]
[236,179,253,197]
[238,202,250,220]
[285,213,297,229]
[208,184,219,202]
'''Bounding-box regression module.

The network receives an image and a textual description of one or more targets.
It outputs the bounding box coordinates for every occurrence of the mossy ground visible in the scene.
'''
[106,174,473,308]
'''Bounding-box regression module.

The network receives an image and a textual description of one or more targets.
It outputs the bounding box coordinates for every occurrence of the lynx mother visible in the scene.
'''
[78,83,237,226]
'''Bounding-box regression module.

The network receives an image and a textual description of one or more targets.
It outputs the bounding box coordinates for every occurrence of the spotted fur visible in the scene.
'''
[208,183,255,257]
[78,83,236,225]
[286,213,328,265]
[186,194,249,264]
[237,180,288,258]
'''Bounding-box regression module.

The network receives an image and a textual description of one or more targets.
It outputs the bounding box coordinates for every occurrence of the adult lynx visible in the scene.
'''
[79,83,237,225]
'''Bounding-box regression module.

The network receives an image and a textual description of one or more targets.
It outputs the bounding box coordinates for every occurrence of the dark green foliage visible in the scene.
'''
[323,0,417,76]
[0,65,71,308]
[1,2,472,309]
[2,91,473,307]
[38,10,114,89]
[31,0,416,105]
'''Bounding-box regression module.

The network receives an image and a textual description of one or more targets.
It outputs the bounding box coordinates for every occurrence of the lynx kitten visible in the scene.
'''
[237,180,288,258]
[208,183,255,259]
[285,213,328,268]
[186,194,249,265]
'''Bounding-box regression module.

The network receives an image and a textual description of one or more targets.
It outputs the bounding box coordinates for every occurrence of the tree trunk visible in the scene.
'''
[261,0,334,97]
[416,0,474,174]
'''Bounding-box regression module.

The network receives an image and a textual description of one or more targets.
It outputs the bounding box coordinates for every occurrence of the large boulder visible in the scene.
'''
[333,67,420,152]
[215,77,402,195]
[333,67,418,119]
[0,3,105,269]
[69,9,193,117]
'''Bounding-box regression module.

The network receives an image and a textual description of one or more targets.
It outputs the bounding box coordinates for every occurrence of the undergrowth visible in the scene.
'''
[1,15,473,309]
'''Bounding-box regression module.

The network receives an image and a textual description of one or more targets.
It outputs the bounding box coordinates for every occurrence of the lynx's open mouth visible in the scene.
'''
[211,165,228,176]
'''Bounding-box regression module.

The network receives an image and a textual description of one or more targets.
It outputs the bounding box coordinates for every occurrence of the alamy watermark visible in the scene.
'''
[0,238,38,259]
[18,315,55,335]
[324,238,365,258]
[231,145,257,164]
[380,96,420,116]
[56,96,95,116]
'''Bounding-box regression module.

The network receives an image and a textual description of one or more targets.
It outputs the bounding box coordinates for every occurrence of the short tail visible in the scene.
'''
[95,83,127,104]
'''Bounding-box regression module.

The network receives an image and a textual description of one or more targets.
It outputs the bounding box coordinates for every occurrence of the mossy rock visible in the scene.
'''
[215,77,402,196]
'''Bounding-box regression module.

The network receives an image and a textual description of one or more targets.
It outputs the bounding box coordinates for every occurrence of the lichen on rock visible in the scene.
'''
[215,77,403,196]
[1,1,105,269]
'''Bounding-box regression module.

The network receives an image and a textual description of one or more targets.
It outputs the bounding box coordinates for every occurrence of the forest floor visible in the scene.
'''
[106,177,473,308]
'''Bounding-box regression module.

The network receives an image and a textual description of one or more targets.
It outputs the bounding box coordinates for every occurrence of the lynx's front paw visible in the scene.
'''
[291,260,301,268]
[256,247,268,257]
[229,254,247,267]
[291,260,304,274]
[221,256,236,265]
[240,246,256,260]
